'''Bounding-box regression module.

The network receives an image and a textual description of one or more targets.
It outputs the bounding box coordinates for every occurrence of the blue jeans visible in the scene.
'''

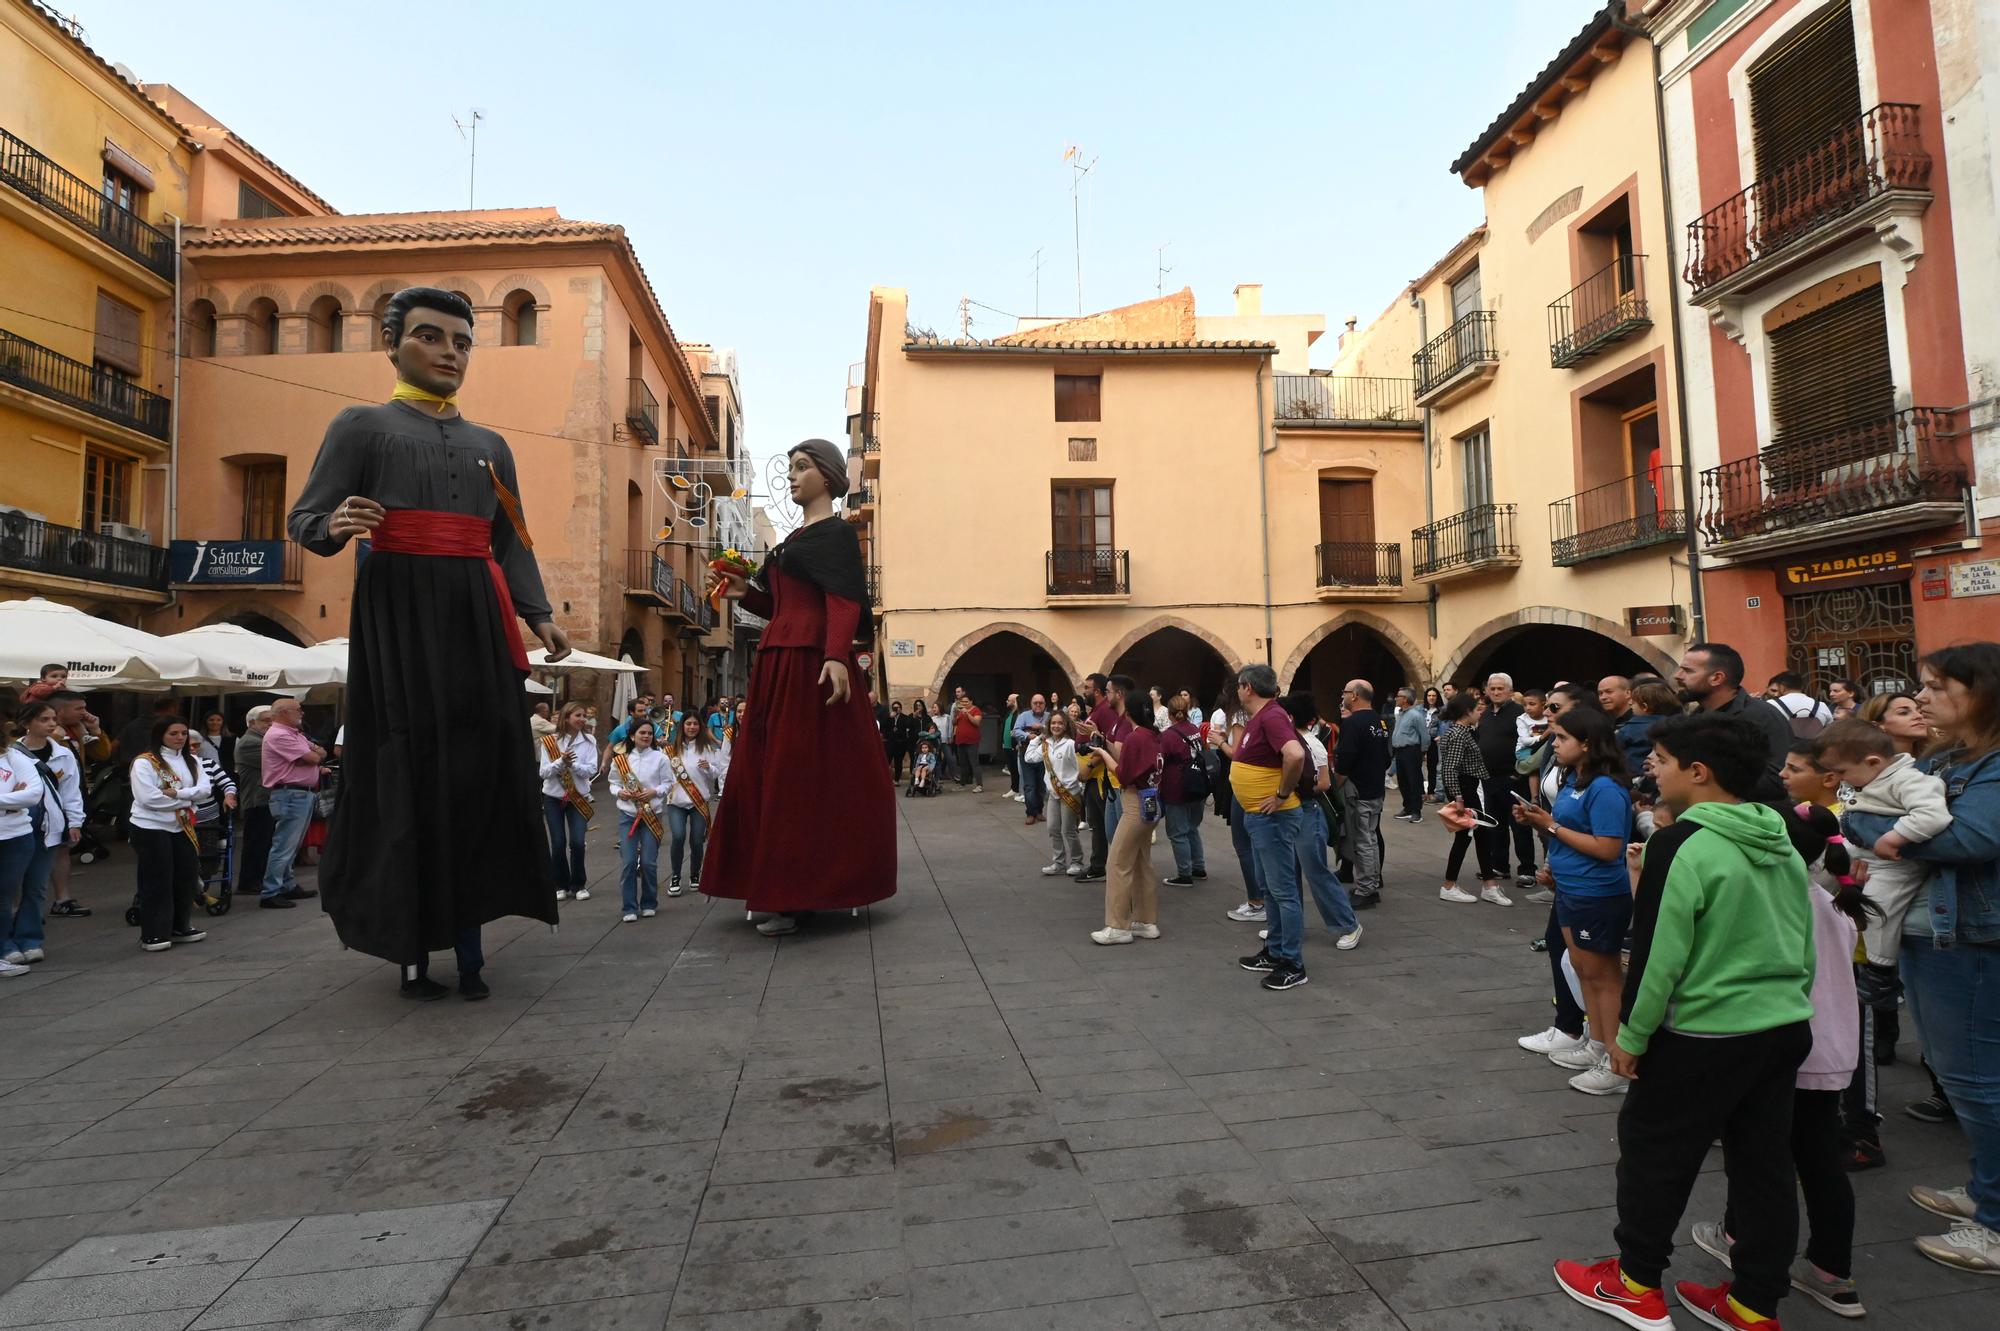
[1021,761,1047,818]
[1228,793,1263,904]
[1164,800,1206,877]
[0,831,54,955]
[1244,805,1305,968]
[617,811,660,912]
[262,788,313,898]
[1297,801,1357,934]
[411,926,484,981]
[667,804,708,882]
[544,796,587,889]
[1903,936,2000,1230]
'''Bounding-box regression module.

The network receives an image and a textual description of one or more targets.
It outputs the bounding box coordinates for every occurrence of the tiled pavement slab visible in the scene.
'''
[0,786,1994,1327]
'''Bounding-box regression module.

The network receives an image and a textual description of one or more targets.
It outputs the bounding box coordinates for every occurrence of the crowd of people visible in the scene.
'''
[925,640,2000,1320]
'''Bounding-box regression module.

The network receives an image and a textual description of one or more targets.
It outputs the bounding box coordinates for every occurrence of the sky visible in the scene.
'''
[70,0,1605,483]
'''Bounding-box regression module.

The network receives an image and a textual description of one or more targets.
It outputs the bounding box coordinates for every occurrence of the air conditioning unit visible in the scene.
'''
[0,504,48,524]
[99,522,153,543]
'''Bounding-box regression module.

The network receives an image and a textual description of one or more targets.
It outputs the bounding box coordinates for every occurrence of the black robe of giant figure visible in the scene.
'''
[288,401,558,964]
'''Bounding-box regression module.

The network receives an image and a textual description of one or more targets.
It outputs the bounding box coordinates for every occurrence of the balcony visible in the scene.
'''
[1550,467,1686,566]
[1549,255,1651,369]
[859,435,881,455]
[1697,406,1966,561]
[0,127,175,280]
[623,548,675,605]
[1413,311,1498,408]
[1412,504,1518,580]
[1273,376,1419,429]
[1685,103,1931,299]
[0,510,169,595]
[1314,542,1402,599]
[851,486,875,507]
[0,328,169,441]
[866,563,881,600]
[626,378,660,446]
[1046,548,1130,602]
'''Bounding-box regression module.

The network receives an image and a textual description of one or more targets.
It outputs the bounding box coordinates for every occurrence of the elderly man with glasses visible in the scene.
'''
[1013,694,1052,824]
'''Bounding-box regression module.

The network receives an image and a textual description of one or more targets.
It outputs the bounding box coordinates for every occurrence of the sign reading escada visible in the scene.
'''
[170,539,286,586]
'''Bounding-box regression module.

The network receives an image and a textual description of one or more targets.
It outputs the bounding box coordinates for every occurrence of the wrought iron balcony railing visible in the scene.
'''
[1412,503,1517,578]
[1550,466,1686,566]
[1273,375,1418,426]
[0,328,169,440]
[1686,103,1930,294]
[1046,548,1129,596]
[1315,542,1402,588]
[1413,310,1498,401]
[626,378,660,445]
[1549,255,1651,368]
[866,563,881,599]
[860,435,881,454]
[1697,407,1964,546]
[0,509,169,593]
[624,548,675,604]
[0,126,175,278]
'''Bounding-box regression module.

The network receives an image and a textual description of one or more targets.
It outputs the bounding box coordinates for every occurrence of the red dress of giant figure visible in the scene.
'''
[700,440,895,932]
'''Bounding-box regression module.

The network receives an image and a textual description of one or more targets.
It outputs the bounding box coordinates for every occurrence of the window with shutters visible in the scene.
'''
[1049,481,1115,591]
[1054,374,1101,422]
[1318,477,1377,583]
[83,446,135,532]
[1459,428,1493,512]
[1450,268,1482,322]
[237,183,287,219]
[1765,279,1893,495]
[1749,2,1860,180]
[93,291,142,376]
[240,461,287,540]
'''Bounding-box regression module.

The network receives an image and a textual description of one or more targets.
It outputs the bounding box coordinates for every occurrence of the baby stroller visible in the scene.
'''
[906,738,940,797]
[74,761,132,864]
[122,805,236,925]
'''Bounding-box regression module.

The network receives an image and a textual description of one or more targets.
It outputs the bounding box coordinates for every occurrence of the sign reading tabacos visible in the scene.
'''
[1778,546,1911,591]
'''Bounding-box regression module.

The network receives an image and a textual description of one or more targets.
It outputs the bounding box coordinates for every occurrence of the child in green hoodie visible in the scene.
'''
[1557,712,1817,1331]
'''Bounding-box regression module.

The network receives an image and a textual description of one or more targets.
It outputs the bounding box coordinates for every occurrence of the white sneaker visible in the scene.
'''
[755,914,798,937]
[1336,925,1363,951]
[1916,1222,2000,1274]
[1257,928,1269,940]
[640,908,657,918]
[1479,885,1515,907]
[1091,927,1134,945]
[1569,1055,1629,1096]
[573,888,591,901]
[554,890,569,902]
[973,785,984,793]
[1129,922,1160,939]
[1041,861,1066,876]
[1439,885,1477,903]
[0,950,24,965]
[1911,1184,1979,1221]
[621,912,639,923]
[1227,902,1267,922]
[21,948,43,962]
[0,959,27,977]
[1065,864,1085,877]
[1518,1025,1590,1056]
[1550,1039,1606,1071]
[1523,887,1556,904]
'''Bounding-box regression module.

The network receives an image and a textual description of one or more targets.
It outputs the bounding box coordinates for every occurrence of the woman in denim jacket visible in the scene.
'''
[1843,643,2000,1275]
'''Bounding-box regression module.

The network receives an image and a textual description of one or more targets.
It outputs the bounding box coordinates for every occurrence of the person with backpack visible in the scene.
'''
[1767,671,1834,740]
[1160,699,1209,887]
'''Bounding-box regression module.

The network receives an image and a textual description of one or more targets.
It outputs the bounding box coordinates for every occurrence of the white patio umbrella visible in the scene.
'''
[161,624,347,690]
[609,654,639,718]
[0,597,203,687]
[525,677,554,696]
[297,638,349,683]
[525,646,645,674]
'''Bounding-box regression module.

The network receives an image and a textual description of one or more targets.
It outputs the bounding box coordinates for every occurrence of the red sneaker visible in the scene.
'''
[1675,1280,1781,1330]
[1554,1257,1675,1330]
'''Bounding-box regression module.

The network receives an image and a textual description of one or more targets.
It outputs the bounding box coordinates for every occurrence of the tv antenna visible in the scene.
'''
[1156,241,1173,296]
[452,109,484,208]
[1030,248,1044,316]
[1063,142,1098,314]
[957,295,972,338]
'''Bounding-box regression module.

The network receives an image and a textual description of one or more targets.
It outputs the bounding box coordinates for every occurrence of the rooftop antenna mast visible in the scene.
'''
[1030,248,1044,316]
[1156,241,1173,296]
[452,109,484,209]
[957,295,972,339]
[1064,142,1098,315]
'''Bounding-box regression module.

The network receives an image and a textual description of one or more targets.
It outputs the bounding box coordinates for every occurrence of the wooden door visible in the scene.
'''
[1050,482,1114,591]
[1318,478,1376,583]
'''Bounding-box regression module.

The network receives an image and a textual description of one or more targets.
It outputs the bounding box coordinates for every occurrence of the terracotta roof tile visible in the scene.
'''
[1449,1,1624,180]
[904,337,1274,354]
[184,210,621,249]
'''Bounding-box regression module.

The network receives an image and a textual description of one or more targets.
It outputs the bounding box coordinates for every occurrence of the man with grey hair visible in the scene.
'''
[234,706,276,899]
[1390,687,1430,823]
[1220,664,1313,990]
[1474,672,1532,894]
[259,698,324,909]
[1334,679,1390,906]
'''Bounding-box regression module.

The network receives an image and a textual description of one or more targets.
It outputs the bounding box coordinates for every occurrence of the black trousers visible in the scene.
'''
[237,805,274,898]
[132,826,198,943]
[1479,775,1520,875]
[1084,782,1107,875]
[888,743,911,781]
[1614,1022,1813,1317]
[1393,748,1425,819]
[1724,1088,1852,1280]
[1424,743,1440,794]
[1548,903,1586,1038]
[1445,783,1497,882]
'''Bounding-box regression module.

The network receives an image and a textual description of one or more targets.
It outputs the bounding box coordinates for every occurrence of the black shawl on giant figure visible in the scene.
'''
[760,515,874,643]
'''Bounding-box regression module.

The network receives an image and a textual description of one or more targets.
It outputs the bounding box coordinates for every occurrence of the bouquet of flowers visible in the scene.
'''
[707,546,758,612]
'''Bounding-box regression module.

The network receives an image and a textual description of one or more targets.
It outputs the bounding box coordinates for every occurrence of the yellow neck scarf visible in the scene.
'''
[390,381,459,415]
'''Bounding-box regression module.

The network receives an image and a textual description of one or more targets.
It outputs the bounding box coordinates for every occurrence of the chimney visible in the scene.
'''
[1233,283,1263,317]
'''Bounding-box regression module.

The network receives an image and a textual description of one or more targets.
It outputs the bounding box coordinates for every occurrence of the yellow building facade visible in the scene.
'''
[1335,7,1690,685]
[0,0,191,611]
[855,285,1433,720]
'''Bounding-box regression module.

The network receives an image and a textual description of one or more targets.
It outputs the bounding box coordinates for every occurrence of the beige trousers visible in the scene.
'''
[1104,788,1157,930]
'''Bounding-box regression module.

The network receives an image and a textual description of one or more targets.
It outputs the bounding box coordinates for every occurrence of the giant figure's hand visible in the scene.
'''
[820,659,851,705]
[536,622,572,663]
[330,496,385,540]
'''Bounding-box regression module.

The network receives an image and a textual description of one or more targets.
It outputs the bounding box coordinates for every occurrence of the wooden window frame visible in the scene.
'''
[1054,373,1102,423]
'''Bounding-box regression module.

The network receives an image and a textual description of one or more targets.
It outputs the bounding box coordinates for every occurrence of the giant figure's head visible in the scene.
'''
[382,287,475,398]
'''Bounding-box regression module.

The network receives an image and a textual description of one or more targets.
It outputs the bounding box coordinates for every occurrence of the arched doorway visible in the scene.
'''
[1451,624,1664,690]
[1108,625,1235,718]
[1290,624,1410,721]
[940,630,1076,716]
[223,610,304,647]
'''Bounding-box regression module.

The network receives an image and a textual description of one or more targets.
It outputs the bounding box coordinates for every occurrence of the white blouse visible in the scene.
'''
[608,746,671,816]
[0,743,83,848]
[128,748,213,833]
[0,750,47,842]
[1038,735,1082,795]
[662,742,728,810]
[538,732,599,800]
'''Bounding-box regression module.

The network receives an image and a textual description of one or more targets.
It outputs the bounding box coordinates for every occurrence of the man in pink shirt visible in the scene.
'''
[259,698,324,909]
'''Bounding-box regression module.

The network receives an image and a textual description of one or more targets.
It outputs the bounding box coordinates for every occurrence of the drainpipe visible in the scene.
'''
[1613,5,1706,641]
[1411,290,1438,648]
[166,216,182,620]
[1255,357,1274,665]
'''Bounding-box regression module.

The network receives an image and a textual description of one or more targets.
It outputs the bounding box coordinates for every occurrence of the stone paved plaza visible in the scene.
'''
[1,785,1995,1329]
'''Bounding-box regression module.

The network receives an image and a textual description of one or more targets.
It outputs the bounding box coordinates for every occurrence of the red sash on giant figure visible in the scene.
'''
[371,509,529,671]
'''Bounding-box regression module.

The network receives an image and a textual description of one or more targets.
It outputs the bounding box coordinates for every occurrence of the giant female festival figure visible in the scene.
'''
[702,439,895,933]
[289,287,569,999]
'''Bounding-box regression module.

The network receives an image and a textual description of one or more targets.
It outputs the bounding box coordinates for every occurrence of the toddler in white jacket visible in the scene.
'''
[1816,721,1950,965]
